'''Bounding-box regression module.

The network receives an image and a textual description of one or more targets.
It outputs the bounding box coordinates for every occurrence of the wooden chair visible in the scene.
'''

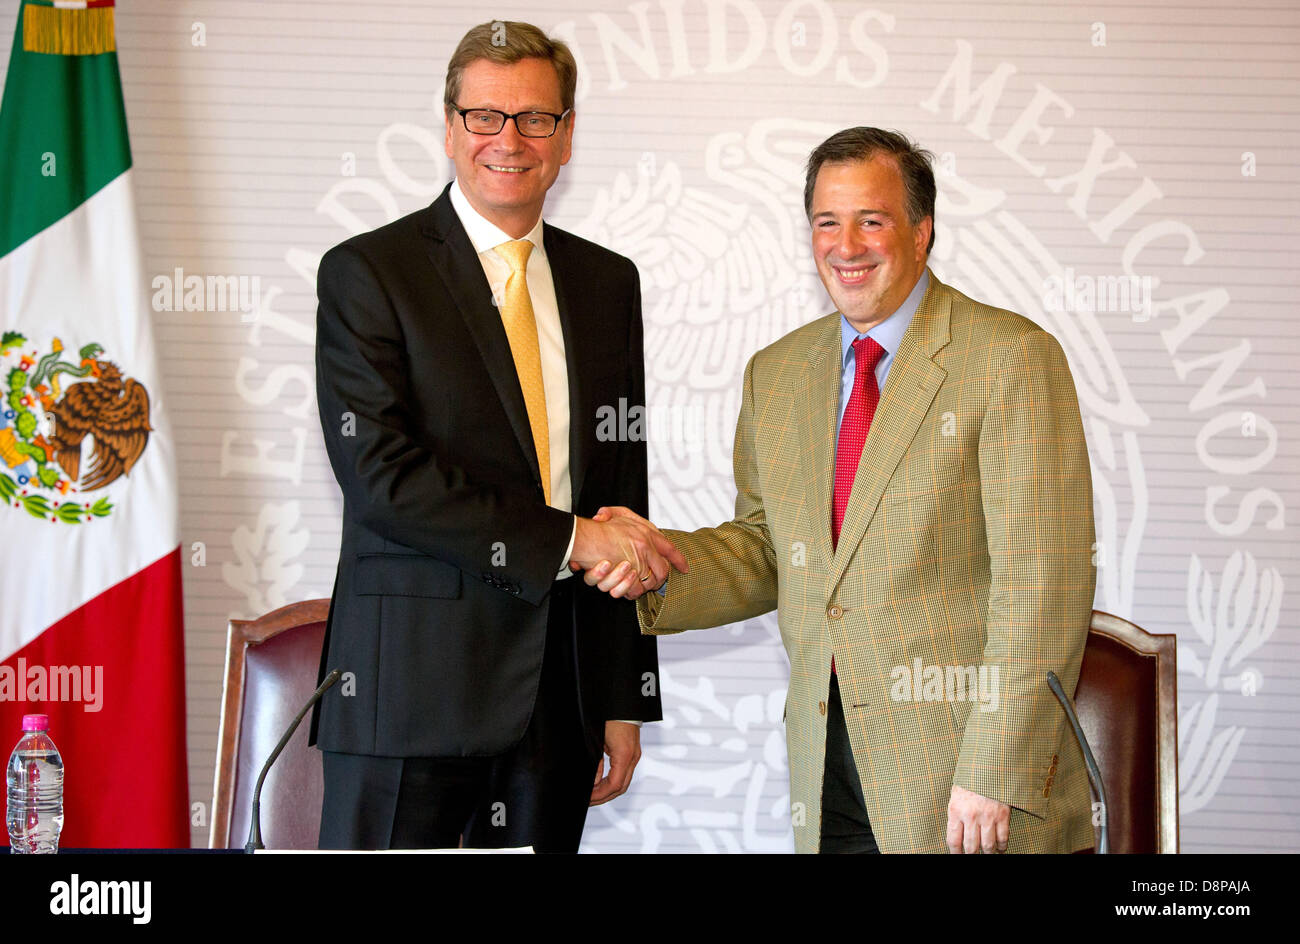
[1073,610,1179,853]
[210,599,330,850]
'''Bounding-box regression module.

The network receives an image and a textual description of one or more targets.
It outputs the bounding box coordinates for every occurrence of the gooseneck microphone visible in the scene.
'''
[245,669,342,853]
[1046,670,1108,854]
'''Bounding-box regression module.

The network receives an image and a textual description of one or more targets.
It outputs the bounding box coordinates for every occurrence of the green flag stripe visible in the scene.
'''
[0,0,131,259]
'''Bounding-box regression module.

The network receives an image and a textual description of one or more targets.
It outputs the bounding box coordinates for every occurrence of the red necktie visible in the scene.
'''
[833,336,886,547]
[830,336,886,676]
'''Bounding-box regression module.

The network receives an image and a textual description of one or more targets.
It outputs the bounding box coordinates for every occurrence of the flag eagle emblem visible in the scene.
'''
[0,333,151,523]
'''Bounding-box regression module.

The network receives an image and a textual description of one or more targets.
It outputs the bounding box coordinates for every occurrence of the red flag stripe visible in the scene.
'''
[0,548,188,848]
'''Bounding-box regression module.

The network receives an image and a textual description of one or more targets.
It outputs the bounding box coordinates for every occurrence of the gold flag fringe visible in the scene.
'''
[23,5,116,57]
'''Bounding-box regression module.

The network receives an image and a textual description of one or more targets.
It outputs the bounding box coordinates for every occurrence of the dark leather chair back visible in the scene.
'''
[1074,610,1179,853]
[211,599,329,849]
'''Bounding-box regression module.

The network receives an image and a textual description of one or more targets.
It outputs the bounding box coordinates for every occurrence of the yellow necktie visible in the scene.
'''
[495,239,551,505]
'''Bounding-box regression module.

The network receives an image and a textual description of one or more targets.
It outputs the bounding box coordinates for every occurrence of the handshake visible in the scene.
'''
[570,507,688,600]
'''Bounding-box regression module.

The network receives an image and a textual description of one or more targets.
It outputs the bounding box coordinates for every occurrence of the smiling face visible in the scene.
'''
[809,156,932,333]
[444,57,574,238]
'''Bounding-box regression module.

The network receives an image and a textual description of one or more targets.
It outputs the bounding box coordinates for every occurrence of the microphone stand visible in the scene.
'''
[245,669,342,853]
[1047,670,1108,854]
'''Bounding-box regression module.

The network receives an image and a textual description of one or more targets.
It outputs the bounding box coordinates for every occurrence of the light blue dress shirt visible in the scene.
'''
[657,271,930,597]
[835,269,930,447]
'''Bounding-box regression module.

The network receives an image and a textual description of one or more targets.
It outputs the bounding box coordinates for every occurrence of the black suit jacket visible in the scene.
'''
[309,184,661,758]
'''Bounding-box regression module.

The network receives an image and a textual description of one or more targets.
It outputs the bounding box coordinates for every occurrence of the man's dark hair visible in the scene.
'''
[803,127,936,254]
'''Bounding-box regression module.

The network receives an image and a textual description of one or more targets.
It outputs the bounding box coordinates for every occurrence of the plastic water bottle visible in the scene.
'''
[6,714,65,854]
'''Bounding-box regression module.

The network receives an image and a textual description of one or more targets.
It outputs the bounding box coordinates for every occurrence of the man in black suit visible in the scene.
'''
[310,20,685,853]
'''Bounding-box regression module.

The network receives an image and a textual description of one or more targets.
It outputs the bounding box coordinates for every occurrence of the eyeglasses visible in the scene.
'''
[450,104,571,138]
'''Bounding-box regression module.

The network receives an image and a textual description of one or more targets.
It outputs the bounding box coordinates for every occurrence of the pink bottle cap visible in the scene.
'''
[21,714,48,732]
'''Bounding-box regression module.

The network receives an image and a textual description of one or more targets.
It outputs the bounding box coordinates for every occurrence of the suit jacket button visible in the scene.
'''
[818,701,827,715]
[1042,786,1051,797]
[1052,753,1060,765]
[827,605,843,619]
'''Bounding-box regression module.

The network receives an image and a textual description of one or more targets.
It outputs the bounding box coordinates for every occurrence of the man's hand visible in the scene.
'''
[571,506,687,600]
[946,784,1010,853]
[590,721,641,806]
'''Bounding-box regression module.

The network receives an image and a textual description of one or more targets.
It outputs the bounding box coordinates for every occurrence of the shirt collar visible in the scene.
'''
[450,177,546,257]
[840,269,930,367]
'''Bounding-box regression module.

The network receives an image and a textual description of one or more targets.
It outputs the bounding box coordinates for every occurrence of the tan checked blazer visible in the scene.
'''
[639,271,1097,854]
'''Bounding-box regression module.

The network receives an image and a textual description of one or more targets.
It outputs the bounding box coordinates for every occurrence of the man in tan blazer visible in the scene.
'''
[582,128,1097,854]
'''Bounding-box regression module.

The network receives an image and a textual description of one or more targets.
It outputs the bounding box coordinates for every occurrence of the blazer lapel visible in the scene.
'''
[794,315,842,572]
[419,187,543,487]
[830,274,952,589]
[544,224,597,508]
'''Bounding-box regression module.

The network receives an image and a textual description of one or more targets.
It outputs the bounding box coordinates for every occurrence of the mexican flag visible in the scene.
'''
[0,1,188,847]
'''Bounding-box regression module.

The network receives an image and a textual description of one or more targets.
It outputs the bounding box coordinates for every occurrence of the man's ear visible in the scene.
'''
[559,109,575,166]
[916,215,934,259]
[444,107,455,158]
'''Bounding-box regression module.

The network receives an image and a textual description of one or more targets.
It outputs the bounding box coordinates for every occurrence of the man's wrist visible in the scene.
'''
[558,516,578,576]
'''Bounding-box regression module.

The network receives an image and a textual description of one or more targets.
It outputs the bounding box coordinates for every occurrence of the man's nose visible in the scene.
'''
[493,117,527,151]
[836,228,867,261]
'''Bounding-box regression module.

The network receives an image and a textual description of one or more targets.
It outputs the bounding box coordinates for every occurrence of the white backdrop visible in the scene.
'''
[4,0,1294,852]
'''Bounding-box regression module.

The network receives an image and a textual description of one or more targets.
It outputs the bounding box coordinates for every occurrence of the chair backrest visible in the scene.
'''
[210,599,330,849]
[1074,610,1178,853]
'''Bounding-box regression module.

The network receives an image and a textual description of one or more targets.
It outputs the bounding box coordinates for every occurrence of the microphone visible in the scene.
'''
[1046,670,1108,855]
[245,669,342,853]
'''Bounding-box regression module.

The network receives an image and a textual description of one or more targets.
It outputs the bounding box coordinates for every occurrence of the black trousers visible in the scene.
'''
[820,674,880,854]
[318,579,599,853]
